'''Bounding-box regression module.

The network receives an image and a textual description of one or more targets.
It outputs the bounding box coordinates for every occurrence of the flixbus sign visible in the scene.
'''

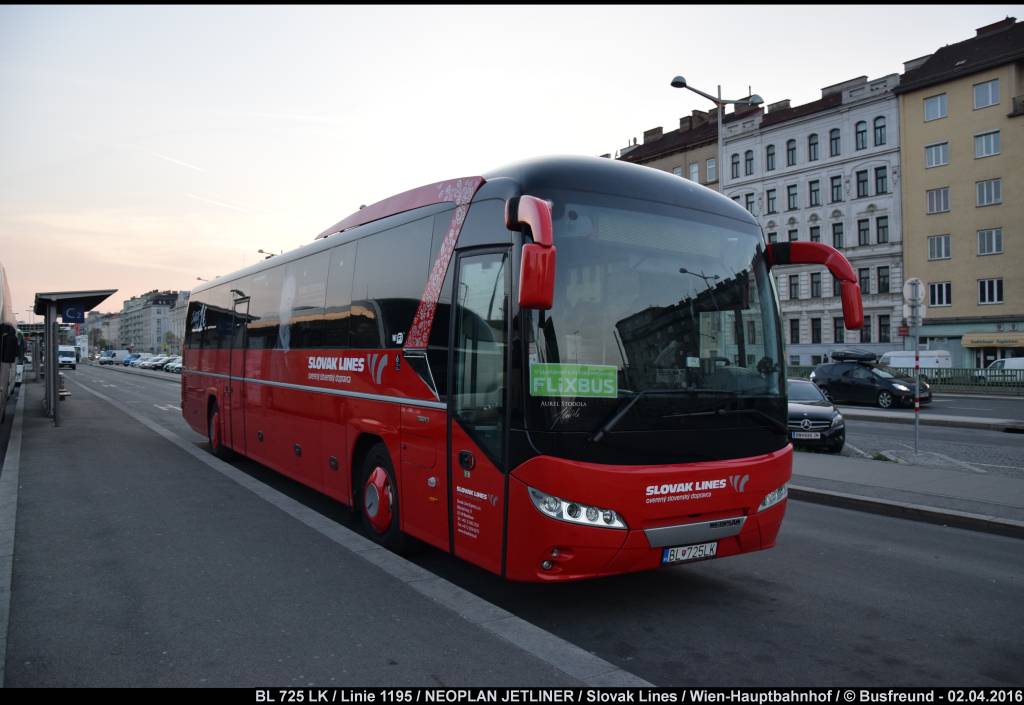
[529,362,618,398]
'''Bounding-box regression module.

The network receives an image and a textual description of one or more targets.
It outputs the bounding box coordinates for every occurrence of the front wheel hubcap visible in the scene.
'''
[364,466,393,533]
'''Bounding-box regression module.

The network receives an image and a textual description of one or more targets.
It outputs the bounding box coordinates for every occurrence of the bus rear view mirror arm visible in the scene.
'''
[506,195,556,310]
[765,242,863,330]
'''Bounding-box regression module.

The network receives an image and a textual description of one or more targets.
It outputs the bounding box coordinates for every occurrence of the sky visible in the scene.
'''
[2,4,1020,316]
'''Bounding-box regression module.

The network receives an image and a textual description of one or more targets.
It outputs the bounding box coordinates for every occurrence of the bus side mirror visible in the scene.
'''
[766,242,863,329]
[507,195,556,310]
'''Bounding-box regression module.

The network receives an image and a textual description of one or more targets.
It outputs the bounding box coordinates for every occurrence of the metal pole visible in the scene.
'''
[911,280,920,455]
[50,302,61,427]
[717,85,723,194]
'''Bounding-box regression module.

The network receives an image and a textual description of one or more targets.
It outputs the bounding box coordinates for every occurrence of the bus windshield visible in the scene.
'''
[524,190,784,446]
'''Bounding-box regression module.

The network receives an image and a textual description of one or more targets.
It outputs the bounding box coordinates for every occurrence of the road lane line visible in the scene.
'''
[844,442,871,459]
[69,377,652,687]
[0,387,26,687]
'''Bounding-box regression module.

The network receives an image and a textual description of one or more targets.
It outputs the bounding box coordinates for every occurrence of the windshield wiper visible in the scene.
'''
[663,404,786,433]
[588,388,736,443]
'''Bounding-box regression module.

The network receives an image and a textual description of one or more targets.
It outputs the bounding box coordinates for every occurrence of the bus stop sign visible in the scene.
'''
[61,304,85,323]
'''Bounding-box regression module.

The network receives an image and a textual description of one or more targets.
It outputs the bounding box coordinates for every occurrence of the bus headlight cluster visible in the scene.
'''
[758,483,788,512]
[527,487,627,529]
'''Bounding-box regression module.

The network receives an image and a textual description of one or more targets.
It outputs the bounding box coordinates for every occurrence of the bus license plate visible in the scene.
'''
[791,431,820,439]
[662,542,717,565]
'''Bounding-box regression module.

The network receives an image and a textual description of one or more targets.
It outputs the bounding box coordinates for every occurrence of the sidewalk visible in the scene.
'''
[792,451,1024,538]
[0,380,643,687]
[838,407,1024,432]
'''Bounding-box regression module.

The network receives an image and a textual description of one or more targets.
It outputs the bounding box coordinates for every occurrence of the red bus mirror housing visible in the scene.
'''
[766,242,863,329]
[506,195,557,310]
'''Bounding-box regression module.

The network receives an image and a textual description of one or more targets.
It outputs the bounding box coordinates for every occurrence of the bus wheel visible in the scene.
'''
[359,445,407,552]
[207,400,233,460]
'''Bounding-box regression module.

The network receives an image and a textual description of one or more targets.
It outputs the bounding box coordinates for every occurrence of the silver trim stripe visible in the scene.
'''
[644,515,748,548]
[186,369,447,410]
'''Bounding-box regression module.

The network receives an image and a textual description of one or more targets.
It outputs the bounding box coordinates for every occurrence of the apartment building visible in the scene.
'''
[119,290,183,353]
[721,75,904,365]
[895,17,1024,367]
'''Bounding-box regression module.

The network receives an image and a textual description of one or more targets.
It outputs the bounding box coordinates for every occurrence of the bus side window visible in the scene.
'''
[247,266,284,349]
[323,242,355,348]
[283,251,329,349]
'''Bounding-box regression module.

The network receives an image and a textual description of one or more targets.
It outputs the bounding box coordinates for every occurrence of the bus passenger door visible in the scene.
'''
[449,250,509,575]
[229,296,250,453]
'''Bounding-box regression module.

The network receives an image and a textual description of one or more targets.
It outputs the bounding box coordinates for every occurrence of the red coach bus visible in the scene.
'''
[182,156,862,581]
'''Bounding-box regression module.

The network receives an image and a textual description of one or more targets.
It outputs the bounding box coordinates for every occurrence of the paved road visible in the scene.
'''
[837,393,1024,420]
[831,419,1024,476]
[49,364,1024,686]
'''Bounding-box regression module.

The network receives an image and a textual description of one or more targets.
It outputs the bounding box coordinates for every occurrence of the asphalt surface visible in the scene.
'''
[18,363,1019,686]
[837,393,1024,420]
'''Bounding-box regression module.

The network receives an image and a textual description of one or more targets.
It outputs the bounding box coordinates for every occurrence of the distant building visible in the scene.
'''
[84,310,121,350]
[119,290,182,353]
[169,290,190,353]
[617,108,729,190]
[721,74,904,366]
[895,17,1024,367]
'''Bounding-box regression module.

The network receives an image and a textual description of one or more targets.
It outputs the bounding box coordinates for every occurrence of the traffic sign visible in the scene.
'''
[898,325,910,337]
[903,277,925,304]
[61,304,84,323]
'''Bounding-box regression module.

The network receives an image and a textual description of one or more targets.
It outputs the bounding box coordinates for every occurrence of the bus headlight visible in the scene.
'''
[527,487,627,529]
[758,483,788,512]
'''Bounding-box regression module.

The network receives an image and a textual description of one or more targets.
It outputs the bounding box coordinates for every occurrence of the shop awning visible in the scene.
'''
[960,331,1024,348]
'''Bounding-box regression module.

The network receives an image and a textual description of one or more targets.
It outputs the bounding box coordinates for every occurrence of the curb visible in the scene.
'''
[790,484,1024,540]
[839,410,1024,433]
[91,363,179,385]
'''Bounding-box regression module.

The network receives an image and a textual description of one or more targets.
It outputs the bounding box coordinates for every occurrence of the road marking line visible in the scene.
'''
[844,442,871,459]
[0,387,27,687]
[69,378,652,687]
[893,441,986,474]
[974,462,1024,470]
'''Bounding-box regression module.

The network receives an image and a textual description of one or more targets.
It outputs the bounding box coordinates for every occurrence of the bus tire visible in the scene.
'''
[358,444,408,552]
[207,399,233,460]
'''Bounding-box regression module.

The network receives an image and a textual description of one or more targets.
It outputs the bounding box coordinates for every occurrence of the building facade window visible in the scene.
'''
[808,133,819,161]
[878,315,890,343]
[766,189,777,213]
[787,184,798,210]
[790,319,800,345]
[977,227,1003,255]
[858,219,870,246]
[810,272,821,298]
[832,277,841,297]
[833,317,845,343]
[766,145,775,171]
[788,228,798,242]
[829,128,841,157]
[789,275,799,300]
[808,179,820,206]
[745,192,755,213]
[672,166,683,177]
[811,318,821,344]
[875,167,887,194]
[856,170,869,198]
[858,267,870,293]
[689,163,699,182]
[976,178,1002,206]
[831,176,843,202]
[929,281,952,306]
[876,216,889,243]
[707,158,717,183]
[861,315,871,343]
[975,131,1000,158]
[810,225,821,243]
[926,187,949,214]
[768,231,778,243]
[873,116,886,146]
[978,278,1003,304]
[832,222,844,249]
[731,153,740,179]
[928,234,951,260]
[924,93,947,121]
[926,142,949,168]
[855,121,867,150]
[878,266,890,293]
[973,79,999,109]
[747,321,757,345]
[744,150,754,176]
[786,139,796,166]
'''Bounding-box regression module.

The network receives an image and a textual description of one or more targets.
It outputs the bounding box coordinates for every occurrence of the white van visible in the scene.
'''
[976,357,1024,383]
[58,345,77,370]
[879,350,952,370]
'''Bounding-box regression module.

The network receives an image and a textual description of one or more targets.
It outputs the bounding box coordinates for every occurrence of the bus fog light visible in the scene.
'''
[527,487,627,529]
[758,483,788,512]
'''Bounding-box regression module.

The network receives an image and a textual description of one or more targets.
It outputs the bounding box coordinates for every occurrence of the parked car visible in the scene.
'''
[129,354,153,367]
[975,357,1024,384]
[878,350,952,382]
[122,353,141,366]
[811,350,931,409]
[165,359,183,374]
[58,345,77,370]
[140,355,170,369]
[787,379,844,453]
[161,356,182,371]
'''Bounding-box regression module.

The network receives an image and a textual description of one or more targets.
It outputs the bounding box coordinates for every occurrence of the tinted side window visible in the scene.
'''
[199,285,234,350]
[185,299,205,349]
[350,215,434,348]
[456,199,509,249]
[247,266,284,349]
[323,242,356,348]
[282,251,329,349]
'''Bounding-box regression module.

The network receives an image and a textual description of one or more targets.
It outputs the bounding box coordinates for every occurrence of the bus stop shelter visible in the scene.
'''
[33,289,117,426]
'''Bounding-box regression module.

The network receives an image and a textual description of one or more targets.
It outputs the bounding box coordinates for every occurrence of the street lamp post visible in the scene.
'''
[671,76,763,192]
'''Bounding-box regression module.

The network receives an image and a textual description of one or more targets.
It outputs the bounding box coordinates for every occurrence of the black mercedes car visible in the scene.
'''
[787,378,845,453]
[810,351,932,409]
